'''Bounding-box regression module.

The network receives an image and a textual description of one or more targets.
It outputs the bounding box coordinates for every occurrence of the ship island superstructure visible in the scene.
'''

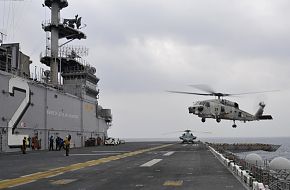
[0,0,112,152]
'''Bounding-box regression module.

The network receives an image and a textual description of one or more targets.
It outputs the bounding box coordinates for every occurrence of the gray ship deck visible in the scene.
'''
[0,142,246,190]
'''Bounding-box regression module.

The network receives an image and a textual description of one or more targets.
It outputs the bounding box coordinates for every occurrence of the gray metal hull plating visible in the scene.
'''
[0,71,109,152]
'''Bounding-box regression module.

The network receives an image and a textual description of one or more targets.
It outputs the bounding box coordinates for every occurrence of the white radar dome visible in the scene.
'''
[245,153,263,166]
[269,157,290,170]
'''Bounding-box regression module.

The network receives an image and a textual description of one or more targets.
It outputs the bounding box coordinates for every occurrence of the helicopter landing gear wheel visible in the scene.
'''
[216,118,221,123]
[201,118,206,122]
[232,120,237,128]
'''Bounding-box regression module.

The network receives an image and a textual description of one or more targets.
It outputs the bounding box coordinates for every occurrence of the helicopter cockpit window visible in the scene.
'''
[234,103,239,109]
[205,102,210,107]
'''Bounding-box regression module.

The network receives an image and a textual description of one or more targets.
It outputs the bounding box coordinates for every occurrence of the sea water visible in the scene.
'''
[201,137,290,161]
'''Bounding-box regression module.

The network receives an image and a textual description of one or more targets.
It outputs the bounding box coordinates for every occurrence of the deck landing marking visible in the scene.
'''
[0,144,173,189]
[70,153,119,156]
[51,179,77,185]
[91,151,129,153]
[182,144,188,147]
[163,180,183,186]
[163,151,175,156]
[140,159,162,167]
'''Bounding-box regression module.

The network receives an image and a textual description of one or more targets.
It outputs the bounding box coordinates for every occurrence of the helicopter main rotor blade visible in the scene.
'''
[167,90,214,96]
[183,130,212,133]
[188,84,279,97]
[189,84,215,94]
[228,90,280,96]
[188,85,232,97]
[194,131,212,134]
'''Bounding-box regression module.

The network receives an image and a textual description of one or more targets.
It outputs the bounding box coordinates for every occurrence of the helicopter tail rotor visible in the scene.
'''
[255,102,266,117]
[255,102,273,120]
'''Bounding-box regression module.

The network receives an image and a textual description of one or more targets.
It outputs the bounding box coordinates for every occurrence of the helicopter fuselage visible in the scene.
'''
[188,99,272,127]
[179,131,196,143]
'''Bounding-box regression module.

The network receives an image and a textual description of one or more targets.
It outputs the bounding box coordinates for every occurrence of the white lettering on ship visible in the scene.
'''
[47,110,79,119]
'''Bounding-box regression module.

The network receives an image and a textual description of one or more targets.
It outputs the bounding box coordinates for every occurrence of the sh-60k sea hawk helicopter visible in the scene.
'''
[180,130,196,143]
[179,129,211,144]
[168,85,276,128]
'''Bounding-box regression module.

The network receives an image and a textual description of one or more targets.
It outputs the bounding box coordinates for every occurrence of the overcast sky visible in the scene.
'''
[1,0,290,139]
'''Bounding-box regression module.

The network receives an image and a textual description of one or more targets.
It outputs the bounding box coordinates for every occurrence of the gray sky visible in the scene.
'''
[1,0,290,138]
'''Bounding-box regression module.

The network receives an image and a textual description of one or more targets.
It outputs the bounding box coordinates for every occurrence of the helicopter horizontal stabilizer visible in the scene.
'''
[257,115,273,120]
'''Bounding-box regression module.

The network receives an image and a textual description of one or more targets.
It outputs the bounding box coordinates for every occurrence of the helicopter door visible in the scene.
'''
[214,107,219,115]
[221,106,225,113]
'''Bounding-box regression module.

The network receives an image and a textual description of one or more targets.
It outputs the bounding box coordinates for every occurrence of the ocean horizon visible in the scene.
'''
[125,137,290,161]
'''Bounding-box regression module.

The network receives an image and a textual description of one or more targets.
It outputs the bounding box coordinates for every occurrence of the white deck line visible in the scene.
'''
[91,151,129,153]
[163,151,175,156]
[182,144,188,147]
[69,153,119,156]
[140,159,163,167]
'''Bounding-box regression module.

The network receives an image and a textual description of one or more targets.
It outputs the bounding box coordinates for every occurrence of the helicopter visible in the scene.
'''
[179,129,211,144]
[168,85,276,128]
[180,130,196,144]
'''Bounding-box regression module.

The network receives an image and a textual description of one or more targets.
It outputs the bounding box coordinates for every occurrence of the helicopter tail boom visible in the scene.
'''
[257,115,273,120]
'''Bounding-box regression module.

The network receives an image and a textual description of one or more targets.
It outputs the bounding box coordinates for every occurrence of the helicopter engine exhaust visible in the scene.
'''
[198,106,203,112]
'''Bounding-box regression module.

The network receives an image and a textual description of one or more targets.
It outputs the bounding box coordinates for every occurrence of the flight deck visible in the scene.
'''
[0,142,246,190]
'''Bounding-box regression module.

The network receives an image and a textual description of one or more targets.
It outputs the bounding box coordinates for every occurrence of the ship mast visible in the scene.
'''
[50,0,63,85]
[42,0,86,86]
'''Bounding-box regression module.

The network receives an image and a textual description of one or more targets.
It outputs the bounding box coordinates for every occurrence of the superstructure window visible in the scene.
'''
[205,102,210,107]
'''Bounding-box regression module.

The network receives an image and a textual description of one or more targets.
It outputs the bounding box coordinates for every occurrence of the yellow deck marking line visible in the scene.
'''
[44,172,64,179]
[0,144,172,189]
[8,180,36,188]
[163,180,183,186]
[20,172,44,178]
